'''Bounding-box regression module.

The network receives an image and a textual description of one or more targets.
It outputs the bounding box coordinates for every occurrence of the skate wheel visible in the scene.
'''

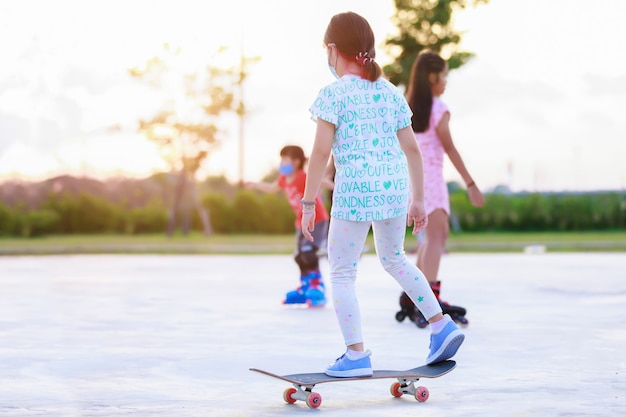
[390,382,403,398]
[395,312,406,322]
[283,388,297,404]
[306,299,327,308]
[455,315,469,326]
[415,386,429,402]
[306,392,322,408]
[416,320,428,329]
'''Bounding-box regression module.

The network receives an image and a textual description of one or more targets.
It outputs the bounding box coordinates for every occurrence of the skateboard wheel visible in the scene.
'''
[306,392,322,409]
[395,311,406,322]
[415,386,429,402]
[390,382,403,398]
[283,388,297,404]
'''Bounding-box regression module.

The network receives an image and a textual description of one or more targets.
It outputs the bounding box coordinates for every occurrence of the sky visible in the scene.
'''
[0,0,625,192]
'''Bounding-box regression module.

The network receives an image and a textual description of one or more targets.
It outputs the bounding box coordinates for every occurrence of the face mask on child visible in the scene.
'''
[279,163,295,175]
[327,44,339,79]
[328,65,340,79]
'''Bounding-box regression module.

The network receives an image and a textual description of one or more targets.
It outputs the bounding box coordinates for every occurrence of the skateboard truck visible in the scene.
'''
[283,384,322,408]
[390,377,430,402]
[282,376,429,408]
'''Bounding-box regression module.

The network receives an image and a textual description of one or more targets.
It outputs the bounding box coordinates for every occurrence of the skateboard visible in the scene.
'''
[250,360,456,409]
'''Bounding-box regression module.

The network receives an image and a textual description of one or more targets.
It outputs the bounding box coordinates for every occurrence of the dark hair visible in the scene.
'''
[323,12,382,82]
[406,51,446,133]
[280,145,307,170]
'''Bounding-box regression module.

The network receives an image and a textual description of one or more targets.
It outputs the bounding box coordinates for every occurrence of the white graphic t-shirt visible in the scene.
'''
[309,75,413,222]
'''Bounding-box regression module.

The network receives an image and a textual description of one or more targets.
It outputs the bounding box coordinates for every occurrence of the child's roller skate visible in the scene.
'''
[304,271,326,308]
[283,271,326,308]
[440,301,468,326]
[395,292,428,328]
[395,281,468,327]
[430,281,469,326]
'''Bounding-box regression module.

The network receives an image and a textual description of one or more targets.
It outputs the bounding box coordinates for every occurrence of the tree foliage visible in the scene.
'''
[128,44,259,235]
[128,43,257,175]
[384,0,489,86]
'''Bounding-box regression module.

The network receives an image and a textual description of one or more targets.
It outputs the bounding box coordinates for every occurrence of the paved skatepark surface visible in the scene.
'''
[1,252,624,416]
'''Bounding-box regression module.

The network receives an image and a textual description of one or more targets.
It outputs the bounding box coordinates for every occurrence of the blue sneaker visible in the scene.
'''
[325,350,373,377]
[426,315,465,365]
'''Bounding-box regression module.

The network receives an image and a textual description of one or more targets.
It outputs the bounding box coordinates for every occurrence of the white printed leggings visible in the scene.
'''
[327,216,442,346]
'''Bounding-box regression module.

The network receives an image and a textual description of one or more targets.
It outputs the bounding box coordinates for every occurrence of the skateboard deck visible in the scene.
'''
[250,360,455,408]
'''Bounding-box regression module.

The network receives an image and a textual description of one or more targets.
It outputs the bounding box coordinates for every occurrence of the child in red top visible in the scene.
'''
[246,145,331,307]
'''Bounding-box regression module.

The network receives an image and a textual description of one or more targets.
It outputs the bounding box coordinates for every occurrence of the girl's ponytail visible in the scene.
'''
[356,51,381,82]
[406,51,446,133]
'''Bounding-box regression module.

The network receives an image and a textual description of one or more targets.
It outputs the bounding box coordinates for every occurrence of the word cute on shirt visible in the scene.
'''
[333,151,410,222]
[311,78,409,126]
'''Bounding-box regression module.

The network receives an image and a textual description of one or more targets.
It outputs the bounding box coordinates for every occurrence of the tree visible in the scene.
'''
[129,43,257,235]
[383,0,489,87]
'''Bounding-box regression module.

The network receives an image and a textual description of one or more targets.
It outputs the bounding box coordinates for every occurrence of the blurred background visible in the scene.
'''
[0,0,624,245]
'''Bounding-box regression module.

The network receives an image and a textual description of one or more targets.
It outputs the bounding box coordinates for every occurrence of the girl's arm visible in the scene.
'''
[321,156,336,191]
[302,119,334,241]
[436,113,485,207]
[321,176,335,191]
[397,126,428,234]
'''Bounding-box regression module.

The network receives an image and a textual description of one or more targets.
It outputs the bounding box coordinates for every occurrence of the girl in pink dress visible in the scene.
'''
[404,51,485,324]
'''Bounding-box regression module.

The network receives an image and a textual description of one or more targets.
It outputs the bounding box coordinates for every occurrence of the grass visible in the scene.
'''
[0,230,625,255]
[445,230,626,252]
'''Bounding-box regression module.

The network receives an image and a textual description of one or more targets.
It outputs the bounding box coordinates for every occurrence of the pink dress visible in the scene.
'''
[415,97,450,216]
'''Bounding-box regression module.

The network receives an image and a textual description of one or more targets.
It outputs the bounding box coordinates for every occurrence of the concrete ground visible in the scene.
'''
[0,252,624,416]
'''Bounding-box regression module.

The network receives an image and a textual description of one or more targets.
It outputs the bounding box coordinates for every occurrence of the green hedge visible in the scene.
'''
[451,192,626,232]
[0,188,624,237]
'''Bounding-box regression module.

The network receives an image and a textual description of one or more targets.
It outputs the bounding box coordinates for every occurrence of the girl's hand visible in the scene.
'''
[468,184,485,207]
[301,211,316,242]
[407,199,428,235]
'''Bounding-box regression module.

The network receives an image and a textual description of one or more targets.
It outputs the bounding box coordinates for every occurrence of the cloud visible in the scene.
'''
[1,0,625,190]
[0,84,83,153]
[0,114,30,154]
[437,56,626,191]
[583,73,626,97]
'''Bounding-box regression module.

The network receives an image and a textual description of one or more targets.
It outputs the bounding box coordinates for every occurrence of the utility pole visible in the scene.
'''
[237,30,245,187]
[237,19,246,188]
